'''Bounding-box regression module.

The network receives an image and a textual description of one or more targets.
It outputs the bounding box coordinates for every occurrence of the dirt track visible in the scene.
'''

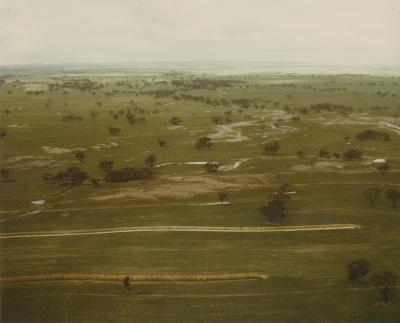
[0,224,360,239]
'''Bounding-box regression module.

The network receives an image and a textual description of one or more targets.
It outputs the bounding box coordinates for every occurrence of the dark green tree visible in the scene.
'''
[123,276,132,291]
[263,141,280,155]
[347,259,370,285]
[362,188,382,207]
[75,151,85,162]
[0,168,12,181]
[108,127,121,136]
[196,137,213,150]
[385,189,400,208]
[371,271,398,304]
[218,192,228,204]
[204,162,219,173]
[145,154,157,168]
[169,116,182,125]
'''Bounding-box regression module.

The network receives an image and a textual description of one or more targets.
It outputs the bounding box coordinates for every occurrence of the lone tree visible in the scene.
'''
[204,162,220,173]
[75,151,85,162]
[385,189,400,208]
[347,259,370,286]
[376,163,390,176]
[90,110,98,120]
[260,183,290,223]
[196,137,213,150]
[169,116,182,125]
[108,127,121,136]
[362,188,382,207]
[260,199,285,223]
[126,113,136,125]
[99,160,114,173]
[144,154,157,168]
[296,150,305,158]
[218,192,228,204]
[0,168,12,181]
[123,276,132,291]
[0,128,6,139]
[371,271,398,304]
[157,138,167,147]
[263,141,280,155]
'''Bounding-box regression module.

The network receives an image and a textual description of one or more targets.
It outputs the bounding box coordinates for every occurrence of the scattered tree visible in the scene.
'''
[263,141,280,155]
[99,160,114,173]
[343,149,363,161]
[319,149,330,159]
[91,178,100,188]
[75,151,85,162]
[371,271,398,304]
[385,189,400,208]
[109,127,121,136]
[0,128,6,139]
[0,168,12,181]
[204,162,220,173]
[126,113,136,125]
[123,276,132,291]
[104,167,154,182]
[376,163,390,176]
[196,137,213,150]
[362,188,382,207]
[62,114,83,122]
[55,167,88,186]
[43,167,88,194]
[260,199,285,223]
[144,154,157,168]
[137,117,146,124]
[347,259,370,285]
[169,116,182,125]
[260,183,290,223]
[296,150,305,158]
[357,129,390,141]
[157,138,167,147]
[218,192,228,204]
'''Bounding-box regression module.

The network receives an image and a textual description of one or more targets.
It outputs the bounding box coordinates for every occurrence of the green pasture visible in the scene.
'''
[0,71,399,322]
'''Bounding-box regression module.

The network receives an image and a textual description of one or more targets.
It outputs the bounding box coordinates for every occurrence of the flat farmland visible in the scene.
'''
[0,69,399,322]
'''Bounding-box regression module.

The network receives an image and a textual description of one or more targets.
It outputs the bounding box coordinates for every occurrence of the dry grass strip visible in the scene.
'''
[0,273,268,285]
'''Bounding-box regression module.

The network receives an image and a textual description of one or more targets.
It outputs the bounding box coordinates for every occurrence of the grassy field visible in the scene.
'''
[0,68,399,322]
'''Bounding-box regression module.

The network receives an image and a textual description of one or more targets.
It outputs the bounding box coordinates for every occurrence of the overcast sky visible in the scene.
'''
[0,0,399,66]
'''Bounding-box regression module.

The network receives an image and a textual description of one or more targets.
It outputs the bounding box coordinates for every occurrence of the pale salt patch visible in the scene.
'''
[42,147,86,154]
[373,158,386,164]
[31,200,46,205]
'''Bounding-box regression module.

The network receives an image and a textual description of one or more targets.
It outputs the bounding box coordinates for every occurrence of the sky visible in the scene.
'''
[0,0,399,66]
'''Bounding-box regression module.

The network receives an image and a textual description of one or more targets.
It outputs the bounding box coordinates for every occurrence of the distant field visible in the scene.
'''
[0,70,399,322]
